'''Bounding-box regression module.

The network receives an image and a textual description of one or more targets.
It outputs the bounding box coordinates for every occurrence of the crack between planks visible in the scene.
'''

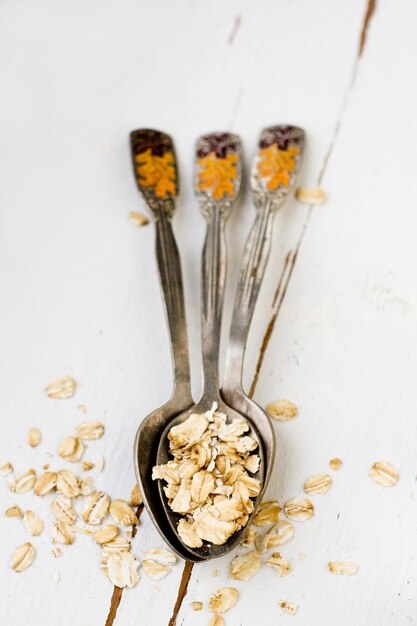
[250,0,378,389]
[167,561,194,626]
[359,0,377,57]
[108,3,380,625]
[104,504,144,626]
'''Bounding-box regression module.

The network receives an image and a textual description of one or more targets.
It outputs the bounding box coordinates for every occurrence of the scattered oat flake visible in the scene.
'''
[130,484,142,507]
[82,492,110,525]
[43,464,50,470]
[80,476,95,496]
[51,496,77,525]
[51,520,74,545]
[75,421,105,440]
[56,470,80,497]
[328,560,358,576]
[230,550,260,581]
[58,436,84,462]
[93,525,119,544]
[100,536,130,557]
[143,548,176,566]
[252,500,281,527]
[96,455,105,473]
[34,471,57,496]
[329,457,343,471]
[10,542,35,572]
[129,210,149,227]
[0,462,14,476]
[370,461,399,487]
[143,559,170,581]
[296,186,325,205]
[279,600,298,615]
[254,532,269,554]
[14,469,36,494]
[52,547,62,558]
[102,551,140,588]
[80,461,95,472]
[208,616,224,626]
[23,510,44,536]
[28,428,41,447]
[110,499,139,526]
[265,520,295,548]
[52,570,61,584]
[266,399,298,422]
[266,552,291,576]
[304,474,333,495]
[45,376,77,399]
[212,569,219,577]
[77,404,87,413]
[284,498,314,522]
[5,505,23,519]
[209,587,239,613]
[191,601,203,611]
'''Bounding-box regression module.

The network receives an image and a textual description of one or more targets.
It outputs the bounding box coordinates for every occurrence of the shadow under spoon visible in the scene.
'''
[222,124,306,499]
[130,129,204,561]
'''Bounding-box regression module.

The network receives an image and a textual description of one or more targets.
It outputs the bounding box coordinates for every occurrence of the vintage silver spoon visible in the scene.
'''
[221,124,306,499]
[156,132,265,561]
[130,129,206,561]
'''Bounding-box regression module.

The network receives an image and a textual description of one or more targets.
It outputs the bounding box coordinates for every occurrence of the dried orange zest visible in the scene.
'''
[197,152,238,200]
[135,149,176,198]
[256,144,299,190]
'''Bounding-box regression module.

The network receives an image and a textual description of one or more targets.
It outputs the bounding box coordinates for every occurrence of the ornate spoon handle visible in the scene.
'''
[130,129,192,401]
[154,207,191,395]
[223,193,274,390]
[200,203,228,399]
[222,124,305,394]
[195,132,243,401]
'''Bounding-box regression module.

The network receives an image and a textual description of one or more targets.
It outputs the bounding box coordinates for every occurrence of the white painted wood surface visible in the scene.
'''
[0,1,416,625]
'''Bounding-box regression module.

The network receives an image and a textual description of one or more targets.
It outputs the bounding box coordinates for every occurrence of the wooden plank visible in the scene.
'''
[0,1,415,625]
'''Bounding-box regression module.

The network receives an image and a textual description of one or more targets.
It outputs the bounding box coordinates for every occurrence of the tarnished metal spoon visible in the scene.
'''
[130,129,205,561]
[156,132,265,562]
[222,124,306,498]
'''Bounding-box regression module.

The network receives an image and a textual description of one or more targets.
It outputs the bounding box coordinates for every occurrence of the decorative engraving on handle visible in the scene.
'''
[224,125,306,391]
[240,198,272,309]
[195,132,242,219]
[195,132,242,399]
[251,125,305,206]
[130,129,178,218]
[129,128,190,393]
[155,209,190,388]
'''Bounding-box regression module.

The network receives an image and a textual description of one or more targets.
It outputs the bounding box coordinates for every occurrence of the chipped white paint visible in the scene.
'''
[0,1,416,625]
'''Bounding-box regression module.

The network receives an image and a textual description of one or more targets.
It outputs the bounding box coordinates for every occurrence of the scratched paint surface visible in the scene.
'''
[0,1,416,625]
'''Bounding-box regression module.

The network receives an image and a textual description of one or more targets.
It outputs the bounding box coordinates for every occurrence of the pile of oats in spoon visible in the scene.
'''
[152,403,261,548]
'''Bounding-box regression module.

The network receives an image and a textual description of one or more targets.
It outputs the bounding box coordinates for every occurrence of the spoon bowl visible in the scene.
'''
[156,395,265,560]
